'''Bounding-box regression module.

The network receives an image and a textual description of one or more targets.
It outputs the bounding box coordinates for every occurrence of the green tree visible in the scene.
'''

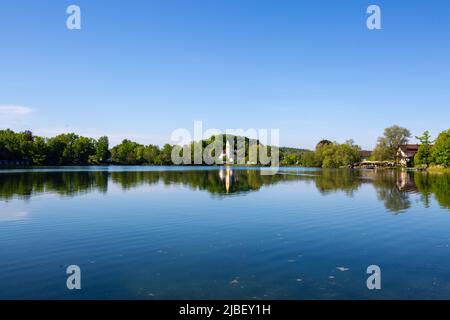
[313,140,361,168]
[94,136,110,163]
[31,136,48,165]
[414,131,433,167]
[111,139,143,164]
[46,133,96,165]
[72,136,96,164]
[60,133,78,164]
[160,144,173,165]
[142,144,160,164]
[46,133,78,164]
[431,129,450,167]
[0,129,35,161]
[322,140,361,168]
[0,129,22,160]
[372,125,411,161]
[18,130,35,161]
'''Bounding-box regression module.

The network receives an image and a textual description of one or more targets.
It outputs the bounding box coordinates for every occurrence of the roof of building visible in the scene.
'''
[398,144,420,158]
[359,150,372,158]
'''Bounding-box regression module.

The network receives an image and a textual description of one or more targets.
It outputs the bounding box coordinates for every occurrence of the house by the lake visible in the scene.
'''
[396,144,420,167]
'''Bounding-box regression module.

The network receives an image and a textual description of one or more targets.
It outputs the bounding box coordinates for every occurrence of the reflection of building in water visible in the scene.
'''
[219,167,234,193]
[396,171,418,193]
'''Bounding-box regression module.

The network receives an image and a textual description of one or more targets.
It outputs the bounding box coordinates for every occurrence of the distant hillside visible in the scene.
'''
[201,136,311,153]
[201,134,261,147]
[279,147,312,155]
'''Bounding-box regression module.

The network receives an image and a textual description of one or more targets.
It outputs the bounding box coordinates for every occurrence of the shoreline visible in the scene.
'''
[1,163,448,174]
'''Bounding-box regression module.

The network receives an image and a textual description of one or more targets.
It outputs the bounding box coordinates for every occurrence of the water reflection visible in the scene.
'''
[0,168,449,212]
[218,168,233,193]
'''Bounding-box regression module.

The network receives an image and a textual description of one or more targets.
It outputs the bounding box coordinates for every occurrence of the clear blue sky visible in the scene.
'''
[1,0,449,149]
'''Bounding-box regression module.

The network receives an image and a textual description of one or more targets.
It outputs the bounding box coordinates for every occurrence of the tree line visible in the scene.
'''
[1,126,449,168]
[0,129,179,166]
[281,139,361,168]
[0,129,110,165]
[0,130,272,166]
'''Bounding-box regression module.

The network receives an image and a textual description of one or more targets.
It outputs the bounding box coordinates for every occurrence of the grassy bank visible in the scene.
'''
[427,166,450,174]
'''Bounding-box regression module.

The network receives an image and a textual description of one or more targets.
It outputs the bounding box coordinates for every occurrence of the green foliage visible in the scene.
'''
[299,151,321,167]
[414,131,433,167]
[31,136,48,165]
[160,144,173,165]
[371,144,391,161]
[279,147,309,166]
[0,129,98,165]
[431,129,450,167]
[3,129,359,168]
[93,136,111,163]
[316,140,332,149]
[9,127,444,171]
[110,140,172,165]
[142,144,160,165]
[412,128,450,168]
[45,133,97,165]
[314,140,361,168]
[278,140,361,168]
[372,125,411,161]
[0,129,27,160]
[111,139,142,164]
[281,153,300,165]
[73,136,96,164]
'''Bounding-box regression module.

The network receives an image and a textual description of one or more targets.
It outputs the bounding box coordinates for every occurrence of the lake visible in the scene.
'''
[0,166,449,299]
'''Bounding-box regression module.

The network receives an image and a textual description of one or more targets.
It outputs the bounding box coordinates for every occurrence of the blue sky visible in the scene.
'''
[0,0,449,149]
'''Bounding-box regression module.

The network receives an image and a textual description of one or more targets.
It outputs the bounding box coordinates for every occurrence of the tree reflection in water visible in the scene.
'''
[0,168,449,212]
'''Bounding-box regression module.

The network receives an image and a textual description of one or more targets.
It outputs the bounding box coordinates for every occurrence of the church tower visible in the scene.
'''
[225,140,234,163]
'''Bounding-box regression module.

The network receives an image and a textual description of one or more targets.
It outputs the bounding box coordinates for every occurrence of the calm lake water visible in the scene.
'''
[0,166,449,299]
